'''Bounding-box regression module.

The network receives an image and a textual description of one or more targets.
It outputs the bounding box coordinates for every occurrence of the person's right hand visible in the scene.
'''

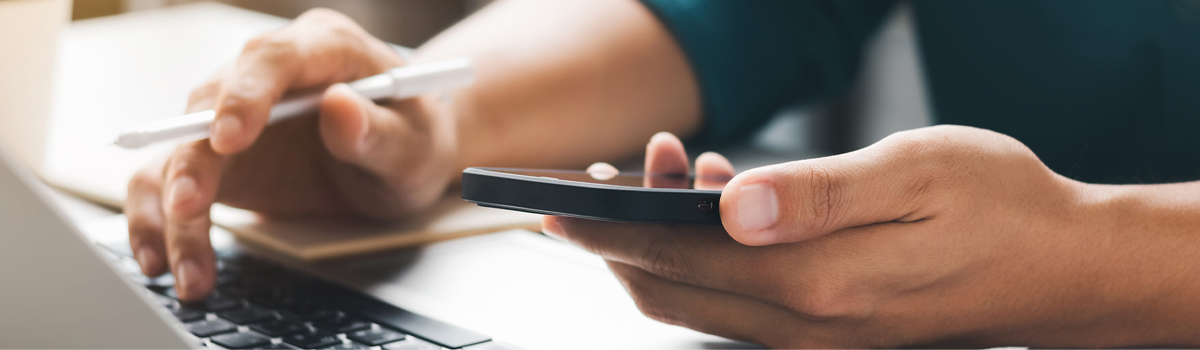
[125,9,459,301]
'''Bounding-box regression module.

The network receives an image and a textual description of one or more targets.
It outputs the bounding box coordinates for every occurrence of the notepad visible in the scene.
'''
[210,194,542,262]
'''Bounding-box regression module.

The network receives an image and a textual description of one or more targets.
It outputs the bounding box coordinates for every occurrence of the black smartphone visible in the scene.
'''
[461,167,723,225]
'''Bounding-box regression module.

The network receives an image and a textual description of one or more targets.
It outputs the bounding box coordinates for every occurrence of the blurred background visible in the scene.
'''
[67,0,932,162]
[73,0,495,48]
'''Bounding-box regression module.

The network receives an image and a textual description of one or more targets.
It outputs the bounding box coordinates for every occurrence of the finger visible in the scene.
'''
[209,30,305,154]
[606,260,821,348]
[210,9,403,154]
[126,159,168,277]
[693,151,734,190]
[643,131,689,188]
[544,216,795,309]
[318,83,446,217]
[161,141,225,301]
[720,141,931,246]
[128,66,231,277]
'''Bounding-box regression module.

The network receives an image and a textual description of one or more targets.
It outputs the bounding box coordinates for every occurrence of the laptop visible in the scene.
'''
[0,143,516,349]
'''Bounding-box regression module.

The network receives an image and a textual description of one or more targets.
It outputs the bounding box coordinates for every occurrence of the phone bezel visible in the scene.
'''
[461,167,723,225]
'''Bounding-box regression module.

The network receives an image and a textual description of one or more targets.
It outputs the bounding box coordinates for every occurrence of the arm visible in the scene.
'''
[125,0,699,301]
[414,0,702,171]
[1075,182,1200,344]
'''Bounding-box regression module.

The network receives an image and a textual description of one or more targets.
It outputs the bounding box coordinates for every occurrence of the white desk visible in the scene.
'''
[52,3,756,349]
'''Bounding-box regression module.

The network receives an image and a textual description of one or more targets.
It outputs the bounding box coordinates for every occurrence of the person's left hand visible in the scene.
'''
[542,126,1166,348]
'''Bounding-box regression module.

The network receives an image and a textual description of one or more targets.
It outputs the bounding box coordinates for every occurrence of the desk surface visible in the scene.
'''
[45,2,288,206]
[50,3,765,349]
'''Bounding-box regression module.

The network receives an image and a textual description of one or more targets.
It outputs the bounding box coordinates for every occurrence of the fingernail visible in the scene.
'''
[167,176,196,214]
[542,216,565,239]
[650,131,674,142]
[587,162,618,180]
[176,259,201,298]
[135,246,159,275]
[737,183,780,232]
[213,115,242,144]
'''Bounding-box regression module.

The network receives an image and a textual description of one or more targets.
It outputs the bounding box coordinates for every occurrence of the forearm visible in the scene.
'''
[411,0,700,174]
[1069,182,1200,346]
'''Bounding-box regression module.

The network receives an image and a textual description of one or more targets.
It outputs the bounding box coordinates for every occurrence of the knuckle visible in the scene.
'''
[881,128,967,189]
[881,128,942,158]
[241,32,298,60]
[163,155,193,181]
[789,165,841,234]
[129,165,162,193]
[296,7,351,25]
[296,8,369,46]
[217,84,255,110]
[164,143,214,180]
[640,235,696,284]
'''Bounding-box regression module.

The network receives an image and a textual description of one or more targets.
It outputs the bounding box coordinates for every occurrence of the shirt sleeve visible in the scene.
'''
[640,0,898,144]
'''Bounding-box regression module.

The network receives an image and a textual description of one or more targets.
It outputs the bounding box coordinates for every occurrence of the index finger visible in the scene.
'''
[208,30,303,154]
[643,132,689,189]
[209,9,404,154]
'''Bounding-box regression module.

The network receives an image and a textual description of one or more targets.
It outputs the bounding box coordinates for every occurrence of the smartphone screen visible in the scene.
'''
[479,168,729,190]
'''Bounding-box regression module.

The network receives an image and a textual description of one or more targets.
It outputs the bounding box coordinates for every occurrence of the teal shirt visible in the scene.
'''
[641,0,1200,184]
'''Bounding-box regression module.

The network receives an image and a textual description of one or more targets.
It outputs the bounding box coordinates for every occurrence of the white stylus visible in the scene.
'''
[113,58,474,149]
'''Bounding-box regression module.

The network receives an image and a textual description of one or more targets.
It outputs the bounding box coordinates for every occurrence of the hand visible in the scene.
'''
[544,126,1184,347]
[126,9,458,301]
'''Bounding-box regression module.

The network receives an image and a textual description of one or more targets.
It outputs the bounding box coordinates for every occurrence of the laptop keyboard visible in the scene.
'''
[105,248,519,350]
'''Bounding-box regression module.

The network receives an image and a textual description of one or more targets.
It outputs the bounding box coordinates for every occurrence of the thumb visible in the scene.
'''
[318,82,448,217]
[319,83,433,172]
[720,147,929,246]
[319,83,379,163]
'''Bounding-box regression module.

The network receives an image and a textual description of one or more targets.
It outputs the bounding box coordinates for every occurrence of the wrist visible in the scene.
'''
[1072,183,1200,346]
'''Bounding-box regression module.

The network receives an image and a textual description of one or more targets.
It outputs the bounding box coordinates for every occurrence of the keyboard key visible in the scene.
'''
[320,343,369,350]
[280,302,336,320]
[167,289,242,311]
[347,328,406,346]
[218,306,277,324]
[382,339,441,350]
[282,329,341,349]
[250,293,304,309]
[191,295,242,312]
[216,273,240,286]
[249,319,307,337]
[219,283,257,297]
[172,307,206,322]
[210,331,271,349]
[251,343,295,349]
[313,314,371,333]
[185,319,237,337]
[308,282,490,349]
